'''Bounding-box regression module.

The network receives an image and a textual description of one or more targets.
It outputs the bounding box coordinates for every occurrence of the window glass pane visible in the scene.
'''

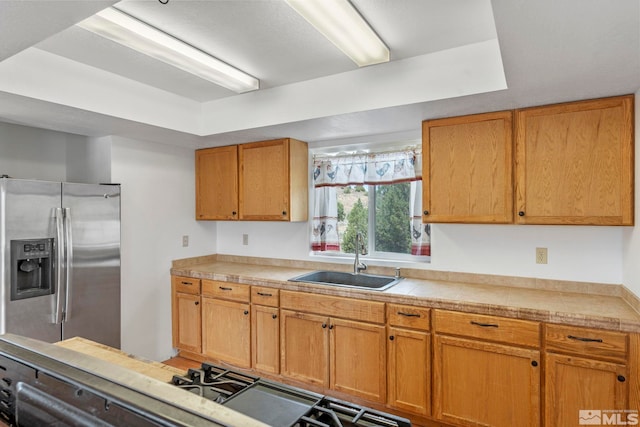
[374,182,411,254]
[336,185,368,254]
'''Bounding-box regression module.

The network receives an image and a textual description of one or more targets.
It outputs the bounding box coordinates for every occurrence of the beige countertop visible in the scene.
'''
[171,255,640,333]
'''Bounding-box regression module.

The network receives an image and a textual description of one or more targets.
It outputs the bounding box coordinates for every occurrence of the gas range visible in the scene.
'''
[171,363,412,427]
[0,334,411,427]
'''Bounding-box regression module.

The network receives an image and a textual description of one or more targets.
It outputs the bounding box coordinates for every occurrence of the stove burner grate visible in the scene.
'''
[171,362,258,404]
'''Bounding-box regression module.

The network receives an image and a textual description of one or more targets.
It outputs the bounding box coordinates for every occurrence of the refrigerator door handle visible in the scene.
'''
[63,207,73,321]
[54,208,65,324]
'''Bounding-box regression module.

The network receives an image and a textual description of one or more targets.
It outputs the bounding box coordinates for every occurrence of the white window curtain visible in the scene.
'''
[311,148,430,256]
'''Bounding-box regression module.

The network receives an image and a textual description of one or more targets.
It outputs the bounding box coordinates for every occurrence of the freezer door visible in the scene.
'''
[0,179,62,342]
[62,183,121,348]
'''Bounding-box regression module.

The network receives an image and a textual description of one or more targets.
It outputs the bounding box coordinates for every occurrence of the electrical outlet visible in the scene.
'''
[242,234,249,245]
[182,235,189,247]
[536,247,548,264]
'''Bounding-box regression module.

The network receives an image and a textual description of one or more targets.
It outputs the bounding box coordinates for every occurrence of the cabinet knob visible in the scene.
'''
[518,211,525,217]
[322,323,327,329]
[389,335,395,341]
[423,210,429,215]
[243,310,249,315]
[194,301,199,306]
[618,375,626,382]
[232,211,237,215]
[282,211,287,216]
[329,324,334,330]
[531,360,538,367]
[272,314,277,319]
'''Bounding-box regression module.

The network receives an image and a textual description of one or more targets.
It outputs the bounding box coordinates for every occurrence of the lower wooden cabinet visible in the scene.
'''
[387,327,430,415]
[251,304,280,374]
[202,297,251,368]
[280,310,387,403]
[545,353,629,426]
[433,335,541,427]
[173,292,202,353]
[280,310,329,387]
[330,318,386,403]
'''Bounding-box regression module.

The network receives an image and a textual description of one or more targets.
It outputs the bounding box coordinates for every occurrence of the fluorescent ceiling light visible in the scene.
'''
[285,0,389,67]
[77,7,259,93]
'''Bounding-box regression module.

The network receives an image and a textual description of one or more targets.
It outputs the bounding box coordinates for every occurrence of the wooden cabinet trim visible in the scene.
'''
[434,309,541,347]
[280,290,385,324]
[201,279,250,302]
[251,286,280,307]
[172,275,201,295]
[545,323,628,362]
[387,304,430,331]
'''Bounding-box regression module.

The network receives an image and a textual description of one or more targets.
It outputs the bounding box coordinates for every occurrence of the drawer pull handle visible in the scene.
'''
[567,335,603,343]
[257,292,273,297]
[470,321,499,328]
[219,286,233,291]
[397,312,421,318]
[180,281,192,285]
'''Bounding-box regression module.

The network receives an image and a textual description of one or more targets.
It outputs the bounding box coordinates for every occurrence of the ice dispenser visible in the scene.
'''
[10,238,54,300]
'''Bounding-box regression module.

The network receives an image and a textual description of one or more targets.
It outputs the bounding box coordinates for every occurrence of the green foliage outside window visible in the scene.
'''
[375,183,411,254]
[342,198,368,253]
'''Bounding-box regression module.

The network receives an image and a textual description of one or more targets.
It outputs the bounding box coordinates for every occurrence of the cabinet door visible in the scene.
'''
[195,145,238,220]
[388,327,430,415]
[330,318,386,403]
[239,139,290,220]
[251,305,279,374]
[422,111,513,223]
[173,292,201,353]
[280,309,329,387]
[545,353,629,427]
[433,335,541,427]
[202,298,251,368]
[515,95,634,225]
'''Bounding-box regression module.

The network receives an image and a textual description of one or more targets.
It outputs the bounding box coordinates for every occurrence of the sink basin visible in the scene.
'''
[288,270,402,291]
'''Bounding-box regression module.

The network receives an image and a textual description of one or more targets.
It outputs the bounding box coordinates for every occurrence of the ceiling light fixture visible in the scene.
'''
[77,7,259,93]
[285,0,389,67]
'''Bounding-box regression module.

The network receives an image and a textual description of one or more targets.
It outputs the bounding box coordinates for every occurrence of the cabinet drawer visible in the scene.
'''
[387,304,430,331]
[251,287,279,307]
[434,310,540,347]
[202,280,250,302]
[545,324,628,362]
[281,291,385,324]
[172,276,200,295]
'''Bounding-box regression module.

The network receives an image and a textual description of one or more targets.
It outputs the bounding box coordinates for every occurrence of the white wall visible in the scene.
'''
[0,121,74,181]
[623,88,640,295]
[110,136,216,361]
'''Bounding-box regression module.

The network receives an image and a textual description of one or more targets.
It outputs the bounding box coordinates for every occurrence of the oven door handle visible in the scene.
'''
[54,208,65,324]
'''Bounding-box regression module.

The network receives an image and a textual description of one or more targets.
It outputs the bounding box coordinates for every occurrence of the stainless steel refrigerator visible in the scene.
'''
[0,178,120,348]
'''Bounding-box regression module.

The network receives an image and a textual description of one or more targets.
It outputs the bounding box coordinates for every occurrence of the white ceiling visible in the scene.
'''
[0,0,638,148]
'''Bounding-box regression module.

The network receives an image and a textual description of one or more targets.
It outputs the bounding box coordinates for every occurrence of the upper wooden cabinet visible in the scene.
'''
[515,95,634,225]
[196,145,238,220]
[239,138,308,221]
[195,138,308,222]
[422,111,514,223]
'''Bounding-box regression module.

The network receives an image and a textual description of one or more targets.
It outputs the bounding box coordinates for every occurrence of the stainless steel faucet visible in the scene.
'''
[353,232,367,274]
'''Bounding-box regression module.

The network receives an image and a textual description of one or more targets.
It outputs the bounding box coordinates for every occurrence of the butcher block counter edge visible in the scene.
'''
[171,255,640,333]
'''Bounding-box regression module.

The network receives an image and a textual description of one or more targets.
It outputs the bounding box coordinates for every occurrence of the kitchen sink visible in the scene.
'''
[288,270,401,291]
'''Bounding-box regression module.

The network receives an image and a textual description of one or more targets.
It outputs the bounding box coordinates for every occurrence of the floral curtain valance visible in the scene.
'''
[313,148,422,187]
